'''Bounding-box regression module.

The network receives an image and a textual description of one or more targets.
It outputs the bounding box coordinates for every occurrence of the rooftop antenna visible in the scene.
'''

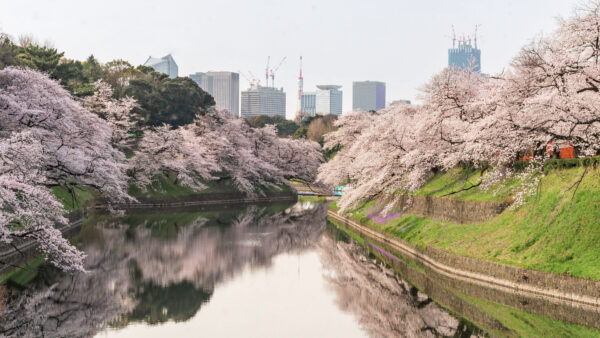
[451,25,456,48]
[474,24,480,49]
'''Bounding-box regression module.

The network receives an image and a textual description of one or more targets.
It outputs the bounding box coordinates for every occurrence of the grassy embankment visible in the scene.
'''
[336,162,600,281]
[327,215,600,337]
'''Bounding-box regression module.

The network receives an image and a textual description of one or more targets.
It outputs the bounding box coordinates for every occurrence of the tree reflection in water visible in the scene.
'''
[0,202,475,337]
[0,202,327,337]
[318,231,481,338]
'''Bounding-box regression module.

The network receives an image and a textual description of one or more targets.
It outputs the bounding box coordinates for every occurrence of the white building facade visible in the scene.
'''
[190,71,240,115]
[143,54,178,78]
[300,91,317,117]
[241,86,286,118]
[315,85,343,116]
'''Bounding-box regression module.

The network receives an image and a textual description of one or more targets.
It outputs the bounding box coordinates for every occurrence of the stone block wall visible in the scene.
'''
[392,194,509,224]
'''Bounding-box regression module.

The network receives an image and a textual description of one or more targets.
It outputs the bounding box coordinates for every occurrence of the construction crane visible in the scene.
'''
[239,70,257,88]
[248,70,260,87]
[474,24,480,48]
[269,56,287,88]
[265,56,270,88]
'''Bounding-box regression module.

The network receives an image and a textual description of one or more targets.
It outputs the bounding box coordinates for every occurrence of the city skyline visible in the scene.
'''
[0,0,581,119]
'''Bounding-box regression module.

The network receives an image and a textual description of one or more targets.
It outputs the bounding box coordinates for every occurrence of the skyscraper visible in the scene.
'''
[448,39,481,72]
[315,85,343,116]
[301,91,316,117]
[143,54,178,78]
[352,81,386,112]
[240,86,286,118]
[190,71,239,115]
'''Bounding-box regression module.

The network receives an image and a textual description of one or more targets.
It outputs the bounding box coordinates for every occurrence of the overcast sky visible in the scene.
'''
[0,0,582,119]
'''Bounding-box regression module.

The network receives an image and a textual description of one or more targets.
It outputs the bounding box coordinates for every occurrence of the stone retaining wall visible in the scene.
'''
[100,191,297,210]
[328,208,600,329]
[424,245,600,299]
[391,195,509,224]
[0,191,297,274]
[330,208,600,298]
[367,241,600,331]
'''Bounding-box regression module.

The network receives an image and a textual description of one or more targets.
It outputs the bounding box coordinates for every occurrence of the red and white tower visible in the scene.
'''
[296,56,304,121]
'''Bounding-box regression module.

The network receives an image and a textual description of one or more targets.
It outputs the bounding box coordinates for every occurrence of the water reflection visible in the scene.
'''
[1,202,472,337]
[318,228,480,338]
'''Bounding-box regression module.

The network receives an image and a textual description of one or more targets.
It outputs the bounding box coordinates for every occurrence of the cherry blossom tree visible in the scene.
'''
[131,107,323,194]
[82,80,138,151]
[0,67,130,201]
[129,124,219,191]
[0,67,131,272]
[0,132,85,271]
[320,2,600,212]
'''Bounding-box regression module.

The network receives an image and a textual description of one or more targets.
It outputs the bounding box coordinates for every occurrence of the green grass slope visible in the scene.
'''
[343,166,600,280]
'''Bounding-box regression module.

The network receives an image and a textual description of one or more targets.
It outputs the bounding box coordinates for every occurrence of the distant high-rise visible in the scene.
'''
[315,85,343,116]
[241,86,286,118]
[448,39,481,72]
[143,54,178,78]
[301,92,316,117]
[353,81,386,112]
[390,99,411,106]
[189,72,207,88]
[190,71,239,115]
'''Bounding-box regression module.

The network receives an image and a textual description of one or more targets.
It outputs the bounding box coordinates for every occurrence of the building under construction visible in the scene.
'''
[448,27,481,72]
[240,86,286,118]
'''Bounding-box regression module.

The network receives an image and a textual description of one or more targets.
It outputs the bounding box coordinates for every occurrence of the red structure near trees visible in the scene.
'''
[546,142,576,159]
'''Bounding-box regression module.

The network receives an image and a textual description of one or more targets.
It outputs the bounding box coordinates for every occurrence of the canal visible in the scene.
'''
[1,201,597,337]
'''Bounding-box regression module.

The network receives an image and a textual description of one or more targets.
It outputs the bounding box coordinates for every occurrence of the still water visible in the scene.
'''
[0,201,472,337]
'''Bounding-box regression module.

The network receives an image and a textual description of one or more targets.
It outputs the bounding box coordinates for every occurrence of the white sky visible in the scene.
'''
[0,0,582,119]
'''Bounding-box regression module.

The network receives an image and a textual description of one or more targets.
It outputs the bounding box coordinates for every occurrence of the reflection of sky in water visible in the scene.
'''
[98,252,368,338]
[2,203,463,337]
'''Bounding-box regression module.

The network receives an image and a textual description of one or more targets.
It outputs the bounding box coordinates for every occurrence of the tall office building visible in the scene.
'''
[301,91,317,117]
[352,81,386,112]
[240,86,286,118]
[143,54,178,78]
[190,71,239,115]
[448,40,481,72]
[315,85,343,116]
[189,72,207,88]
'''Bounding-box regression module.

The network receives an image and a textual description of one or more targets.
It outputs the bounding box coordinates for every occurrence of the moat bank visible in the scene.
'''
[0,190,297,278]
[327,209,600,336]
[337,166,600,281]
